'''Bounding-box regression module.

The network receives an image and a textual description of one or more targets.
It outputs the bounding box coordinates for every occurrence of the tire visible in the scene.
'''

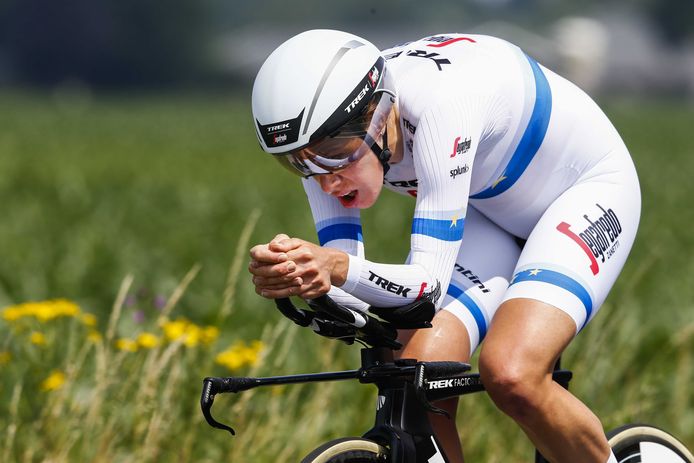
[301,437,389,463]
[607,424,694,463]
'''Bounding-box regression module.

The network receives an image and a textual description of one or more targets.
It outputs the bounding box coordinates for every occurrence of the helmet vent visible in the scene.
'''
[302,40,365,136]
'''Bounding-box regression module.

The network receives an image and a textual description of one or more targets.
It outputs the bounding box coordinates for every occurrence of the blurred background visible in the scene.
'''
[1,1,693,462]
[1,0,694,95]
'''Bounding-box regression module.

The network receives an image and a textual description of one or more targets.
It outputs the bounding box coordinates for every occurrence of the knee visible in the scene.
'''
[479,349,546,422]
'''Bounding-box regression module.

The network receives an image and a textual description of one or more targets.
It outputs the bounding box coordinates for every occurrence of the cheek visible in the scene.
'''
[357,164,384,205]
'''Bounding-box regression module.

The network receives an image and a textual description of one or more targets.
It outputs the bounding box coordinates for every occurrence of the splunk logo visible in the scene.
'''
[450,164,469,179]
[557,204,622,275]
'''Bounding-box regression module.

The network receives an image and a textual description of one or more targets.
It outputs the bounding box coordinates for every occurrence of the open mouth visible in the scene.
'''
[338,190,358,207]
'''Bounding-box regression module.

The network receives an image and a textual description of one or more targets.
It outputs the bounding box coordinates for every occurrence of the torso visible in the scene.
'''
[382,34,624,238]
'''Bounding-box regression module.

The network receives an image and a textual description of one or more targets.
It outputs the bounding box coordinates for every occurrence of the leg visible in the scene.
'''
[476,148,640,462]
[479,298,612,463]
[398,310,471,463]
[398,207,521,463]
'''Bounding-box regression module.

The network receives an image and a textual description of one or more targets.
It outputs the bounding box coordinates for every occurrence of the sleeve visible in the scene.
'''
[338,96,484,309]
[302,178,364,257]
[302,178,370,312]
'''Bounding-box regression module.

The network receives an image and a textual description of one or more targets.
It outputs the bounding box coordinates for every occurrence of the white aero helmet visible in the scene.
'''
[252,29,396,177]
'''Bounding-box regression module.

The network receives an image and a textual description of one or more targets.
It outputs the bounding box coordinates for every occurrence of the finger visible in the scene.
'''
[253,277,303,290]
[296,283,331,300]
[257,286,301,299]
[249,261,297,278]
[249,245,288,264]
[269,238,304,253]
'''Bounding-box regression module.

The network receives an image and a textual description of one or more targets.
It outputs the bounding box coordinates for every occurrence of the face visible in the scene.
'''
[314,149,384,209]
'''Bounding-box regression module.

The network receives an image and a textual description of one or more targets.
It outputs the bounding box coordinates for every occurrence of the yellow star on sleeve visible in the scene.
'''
[529,269,542,276]
[491,174,507,189]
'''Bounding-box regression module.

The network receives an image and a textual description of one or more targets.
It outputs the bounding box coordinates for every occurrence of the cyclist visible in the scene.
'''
[248,29,640,463]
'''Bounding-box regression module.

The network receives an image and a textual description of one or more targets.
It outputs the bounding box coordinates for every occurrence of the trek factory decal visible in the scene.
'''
[427,376,481,389]
[557,204,622,276]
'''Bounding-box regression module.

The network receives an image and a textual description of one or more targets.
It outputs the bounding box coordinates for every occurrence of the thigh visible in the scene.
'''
[501,147,641,333]
[438,206,521,354]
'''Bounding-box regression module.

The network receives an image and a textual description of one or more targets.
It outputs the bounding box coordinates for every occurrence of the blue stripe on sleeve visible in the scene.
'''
[447,284,487,340]
[317,223,363,245]
[411,218,464,242]
[471,54,552,199]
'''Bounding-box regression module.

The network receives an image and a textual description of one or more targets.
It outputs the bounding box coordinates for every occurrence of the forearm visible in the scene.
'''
[337,255,440,307]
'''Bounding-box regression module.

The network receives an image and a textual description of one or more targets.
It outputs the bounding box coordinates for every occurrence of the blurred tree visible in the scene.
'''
[646,0,694,44]
[0,0,210,87]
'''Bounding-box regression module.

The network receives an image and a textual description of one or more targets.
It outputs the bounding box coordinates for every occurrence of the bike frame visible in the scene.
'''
[201,296,573,462]
[202,344,572,462]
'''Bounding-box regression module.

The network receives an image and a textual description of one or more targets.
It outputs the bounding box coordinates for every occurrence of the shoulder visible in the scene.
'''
[384,33,519,114]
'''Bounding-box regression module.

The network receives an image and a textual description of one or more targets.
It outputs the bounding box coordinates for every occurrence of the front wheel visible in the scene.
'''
[608,424,694,463]
[301,437,389,463]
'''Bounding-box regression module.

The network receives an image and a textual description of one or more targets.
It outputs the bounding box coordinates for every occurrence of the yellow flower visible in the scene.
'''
[215,350,246,371]
[136,332,160,349]
[87,331,103,343]
[2,299,82,323]
[2,307,23,321]
[30,331,47,345]
[201,326,220,345]
[0,351,11,364]
[80,313,97,327]
[115,338,138,353]
[160,318,219,348]
[214,340,264,371]
[41,370,66,391]
[161,318,188,342]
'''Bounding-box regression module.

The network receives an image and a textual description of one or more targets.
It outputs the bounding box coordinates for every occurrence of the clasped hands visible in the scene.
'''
[249,234,349,300]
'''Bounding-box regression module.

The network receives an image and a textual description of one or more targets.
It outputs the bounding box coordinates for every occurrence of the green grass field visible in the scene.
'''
[0,91,692,462]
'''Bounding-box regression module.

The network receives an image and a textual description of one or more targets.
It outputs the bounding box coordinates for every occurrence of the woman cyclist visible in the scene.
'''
[248,29,640,463]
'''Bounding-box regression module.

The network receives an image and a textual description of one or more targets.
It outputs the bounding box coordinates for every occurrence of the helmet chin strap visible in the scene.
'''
[369,126,392,176]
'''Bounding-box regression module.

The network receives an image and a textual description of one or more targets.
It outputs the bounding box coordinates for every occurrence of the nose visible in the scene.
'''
[318,174,343,195]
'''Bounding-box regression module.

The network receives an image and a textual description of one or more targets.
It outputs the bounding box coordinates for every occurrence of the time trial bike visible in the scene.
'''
[200,295,694,462]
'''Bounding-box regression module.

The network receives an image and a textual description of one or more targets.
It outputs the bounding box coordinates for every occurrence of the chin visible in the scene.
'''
[357,194,378,209]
